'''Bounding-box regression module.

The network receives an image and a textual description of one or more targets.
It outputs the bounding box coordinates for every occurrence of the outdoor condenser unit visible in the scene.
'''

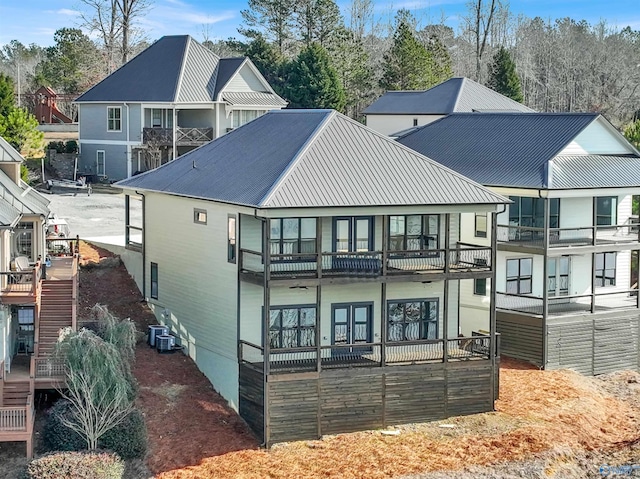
[148,325,169,348]
[156,334,176,353]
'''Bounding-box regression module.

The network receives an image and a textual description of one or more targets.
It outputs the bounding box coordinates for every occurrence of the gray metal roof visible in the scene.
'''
[76,36,285,106]
[214,58,247,99]
[117,109,508,208]
[0,137,23,163]
[363,77,533,115]
[551,155,640,189]
[0,198,22,228]
[396,112,635,189]
[222,91,287,107]
[0,172,50,217]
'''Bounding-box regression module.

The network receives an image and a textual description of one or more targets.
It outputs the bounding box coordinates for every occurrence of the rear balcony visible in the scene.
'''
[239,242,492,285]
[496,290,639,316]
[497,223,640,251]
[0,261,42,305]
[142,127,213,147]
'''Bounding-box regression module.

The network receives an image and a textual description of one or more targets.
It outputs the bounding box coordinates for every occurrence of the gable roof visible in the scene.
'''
[0,137,50,223]
[75,36,285,106]
[116,110,508,209]
[363,77,534,115]
[396,112,640,189]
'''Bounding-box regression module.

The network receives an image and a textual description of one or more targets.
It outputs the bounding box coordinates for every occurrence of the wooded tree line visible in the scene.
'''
[0,0,639,127]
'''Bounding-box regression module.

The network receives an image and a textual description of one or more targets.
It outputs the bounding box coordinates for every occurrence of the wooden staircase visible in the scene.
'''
[37,280,74,356]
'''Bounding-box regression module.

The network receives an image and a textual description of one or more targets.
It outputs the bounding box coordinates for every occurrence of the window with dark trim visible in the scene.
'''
[596,197,617,226]
[389,215,439,251]
[475,213,487,238]
[474,278,487,296]
[595,252,616,287]
[506,258,532,294]
[413,118,418,127]
[193,209,207,225]
[387,299,438,341]
[270,218,316,255]
[509,197,560,228]
[228,215,236,263]
[150,262,158,299]
[268,306,316,349]
[107,106,122,131]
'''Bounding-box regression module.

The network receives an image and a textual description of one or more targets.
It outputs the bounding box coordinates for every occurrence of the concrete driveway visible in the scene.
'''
[44,189,142,245]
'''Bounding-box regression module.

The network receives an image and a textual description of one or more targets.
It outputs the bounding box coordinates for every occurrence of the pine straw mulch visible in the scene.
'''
[78,241,640,479]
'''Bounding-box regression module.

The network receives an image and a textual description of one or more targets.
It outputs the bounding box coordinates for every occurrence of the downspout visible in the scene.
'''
[125,103,131,178]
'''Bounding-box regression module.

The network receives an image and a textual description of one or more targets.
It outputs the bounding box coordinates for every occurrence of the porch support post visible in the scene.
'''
[316,285,321,372]
[444,214,451,274]
[382,215,388,276]
[489,211,498,405]
[381,282,386,367]
[442,213,451,362]
[316,217,322,279]
[542,197,550,369]
[261,217,271,446]
[591,198,597,314]
[172,107,177,161]
[636,248,640,309]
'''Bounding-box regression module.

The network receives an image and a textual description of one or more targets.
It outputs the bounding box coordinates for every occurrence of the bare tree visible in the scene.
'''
[79,0,150,68]
[464,0,499,82]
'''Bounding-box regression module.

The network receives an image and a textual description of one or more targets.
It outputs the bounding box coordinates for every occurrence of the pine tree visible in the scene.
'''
[487,46,523,103]
[0,74,15,118]
[380,10,436,91]
[285,43,346,110]
[243,35,288,97]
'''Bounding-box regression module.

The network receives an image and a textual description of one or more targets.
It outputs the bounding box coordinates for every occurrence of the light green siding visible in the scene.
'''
[144,192,241,407]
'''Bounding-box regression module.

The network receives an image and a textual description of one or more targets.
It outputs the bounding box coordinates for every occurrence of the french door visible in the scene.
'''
[332,303,373,354]
[333,217,373,252]
[548,256,570,296]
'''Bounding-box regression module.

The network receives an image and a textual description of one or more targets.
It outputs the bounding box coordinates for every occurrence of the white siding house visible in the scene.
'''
[397,112,640,375]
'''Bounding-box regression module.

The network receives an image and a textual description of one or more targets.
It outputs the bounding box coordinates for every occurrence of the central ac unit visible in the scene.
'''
[148,325,169,348]
[156,334,176,353]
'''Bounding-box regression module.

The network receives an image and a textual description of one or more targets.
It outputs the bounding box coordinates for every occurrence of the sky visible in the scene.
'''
[0,0,639,48]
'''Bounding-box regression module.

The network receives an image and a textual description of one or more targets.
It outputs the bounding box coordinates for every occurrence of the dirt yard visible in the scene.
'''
[1,242,638,479]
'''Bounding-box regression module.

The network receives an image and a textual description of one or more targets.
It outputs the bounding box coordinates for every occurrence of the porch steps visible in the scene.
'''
[1,380,31,406]
[38,280,74,357]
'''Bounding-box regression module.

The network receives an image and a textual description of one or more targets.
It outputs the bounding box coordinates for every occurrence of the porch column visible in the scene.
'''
[489,211,498,404]
[316,285,321,372]
[381,282,386,366]
[542,197,550,368]
[316,217,322,279]
[261,217,271,446]
[591,198,597,313]
[382,215,388,276]
[442,214,451,362]
[636,247,640,309]
[124,195,130,246]
[172,107,177,161]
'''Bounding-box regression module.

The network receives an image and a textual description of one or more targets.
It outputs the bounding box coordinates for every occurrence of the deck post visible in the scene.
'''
[591,199,597,314]
[443,214,450,362]
[125,195,131,246]
[542,198,550,369]
[316,285,321,372]
[489,211,498,406]
[316,217,322,279]
[382,215,388,277]
[381,282,386,367]
[261,217,271,447]
[444,214,450,275]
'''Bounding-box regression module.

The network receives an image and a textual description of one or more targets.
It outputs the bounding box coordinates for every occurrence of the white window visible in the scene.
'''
[152,109,162,127]
[96,150,106,176]
[107,107,122,131]
[232,110,264,128]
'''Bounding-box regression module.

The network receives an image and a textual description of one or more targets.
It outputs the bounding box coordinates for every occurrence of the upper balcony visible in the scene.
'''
[240,242,491,285]
[142,127,213,147]
[497,223,640,252]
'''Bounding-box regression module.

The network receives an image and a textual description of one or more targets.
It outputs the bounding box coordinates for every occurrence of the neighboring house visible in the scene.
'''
[0,136,79,458]
[363,77,533,136]
[75,35,287,181]
[116,109,508,446]
[397,112,640,375]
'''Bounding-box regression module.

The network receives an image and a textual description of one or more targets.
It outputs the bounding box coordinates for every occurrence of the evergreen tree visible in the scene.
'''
[295,0,342,47]
[425,34,453,86]
[242,35,288,97]
[285,43,346,110]
[0,73,15,117]
[380,10,436,91]
[0,107,44,155]
[240,0,297,56]
[487,46,524,103]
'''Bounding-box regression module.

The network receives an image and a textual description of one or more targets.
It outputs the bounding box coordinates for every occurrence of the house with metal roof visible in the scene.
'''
[116,109,509,445]
[397,112,640,376]
[363,77,533,136]
[0,136,82,459]
[75,35,286,181]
